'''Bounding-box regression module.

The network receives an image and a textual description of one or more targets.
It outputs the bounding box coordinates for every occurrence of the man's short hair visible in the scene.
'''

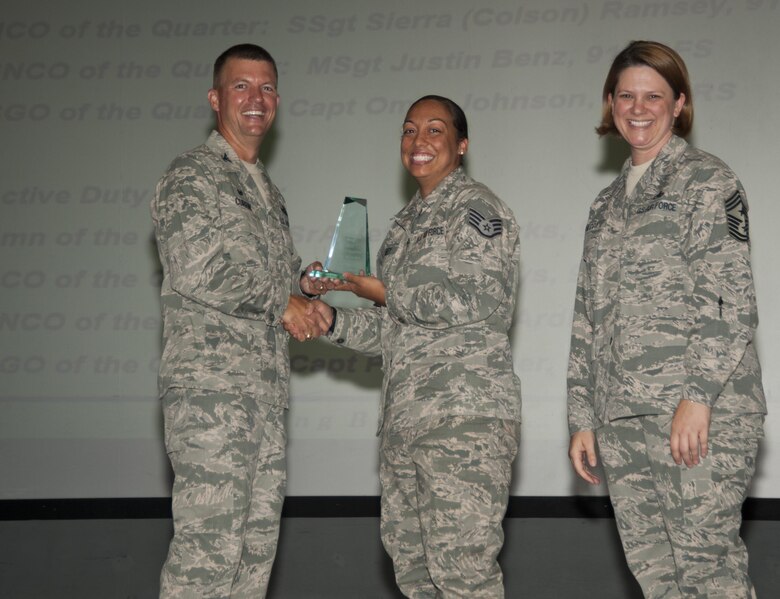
[213,44,278,88]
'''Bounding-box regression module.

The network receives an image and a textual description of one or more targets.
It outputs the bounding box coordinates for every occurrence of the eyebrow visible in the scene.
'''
[615,87,666,94]
[227,77,277,86]
[402,118,448,125]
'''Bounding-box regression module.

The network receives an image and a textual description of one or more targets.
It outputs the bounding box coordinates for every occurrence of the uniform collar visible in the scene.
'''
[619,135,688,201]
[205,130,260,172]
[396,167,469,226]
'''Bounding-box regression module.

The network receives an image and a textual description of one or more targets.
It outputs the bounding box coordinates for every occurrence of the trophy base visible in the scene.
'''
[309,269,345,280]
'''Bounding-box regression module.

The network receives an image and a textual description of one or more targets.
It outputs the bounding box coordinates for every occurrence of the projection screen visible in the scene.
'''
[1,0,777,499]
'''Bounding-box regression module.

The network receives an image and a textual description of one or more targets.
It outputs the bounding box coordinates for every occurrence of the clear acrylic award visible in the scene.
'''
[310,197,370,280]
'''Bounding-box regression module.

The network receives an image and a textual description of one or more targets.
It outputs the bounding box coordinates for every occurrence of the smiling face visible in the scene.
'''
[609,65,686,165]
[401,99,468,198]
[207,58,279,162]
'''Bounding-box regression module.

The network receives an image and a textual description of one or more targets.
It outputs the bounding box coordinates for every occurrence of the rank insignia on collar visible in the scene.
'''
[725,191,749,242]
[468,208,503,238]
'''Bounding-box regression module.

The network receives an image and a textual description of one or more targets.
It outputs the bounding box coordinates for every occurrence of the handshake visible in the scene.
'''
[281,261,335,343]
[281,295,333,342]
[281,260,387,342]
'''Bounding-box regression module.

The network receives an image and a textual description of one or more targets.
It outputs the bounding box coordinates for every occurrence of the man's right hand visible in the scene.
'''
[282,295,333,341]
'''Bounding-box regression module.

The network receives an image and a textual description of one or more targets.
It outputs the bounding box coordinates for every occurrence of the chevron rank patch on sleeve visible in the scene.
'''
[725,191,749,242]
[468,207,503,238]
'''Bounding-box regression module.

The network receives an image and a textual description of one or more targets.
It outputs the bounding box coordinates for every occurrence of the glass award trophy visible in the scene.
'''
[310,197,370,280]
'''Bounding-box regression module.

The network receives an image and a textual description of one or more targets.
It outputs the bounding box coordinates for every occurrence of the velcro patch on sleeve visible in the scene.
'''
[468,208,503,239]
[725,191,749,242]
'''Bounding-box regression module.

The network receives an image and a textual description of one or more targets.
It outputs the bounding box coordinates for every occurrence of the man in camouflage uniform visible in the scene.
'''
[151,44,329,598]
[327,164,522,598]
[568,134,765,598]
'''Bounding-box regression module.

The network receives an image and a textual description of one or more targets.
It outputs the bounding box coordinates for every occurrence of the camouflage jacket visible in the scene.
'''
[151,131,301,404]
[568,135,765,433]
[331,168,522,433]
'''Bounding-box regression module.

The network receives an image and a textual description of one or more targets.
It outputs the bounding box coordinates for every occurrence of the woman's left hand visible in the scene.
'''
[670,399,711,467]
[340,272,387,306]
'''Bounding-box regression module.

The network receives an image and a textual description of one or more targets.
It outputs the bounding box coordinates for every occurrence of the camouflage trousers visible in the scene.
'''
[597,412,764,599]
[159,389,286,599]
[379,416,520,598]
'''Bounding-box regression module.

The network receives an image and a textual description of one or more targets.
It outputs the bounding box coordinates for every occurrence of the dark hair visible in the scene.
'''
[596,40,693,137]
[407,95,469,141]
[213,44,278,88]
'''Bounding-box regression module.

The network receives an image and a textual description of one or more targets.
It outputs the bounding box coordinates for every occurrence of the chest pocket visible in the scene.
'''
[582,224,602,259]
[582,224,605,308]
[625,197,685,287]
[404,225,450,287]
[219,189,270,267]
[265,204,292,250]
[378,220,408,281]
[630,197,682,238]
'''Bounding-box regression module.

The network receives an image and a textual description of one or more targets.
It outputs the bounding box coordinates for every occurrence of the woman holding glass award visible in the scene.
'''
[313,95,522,598]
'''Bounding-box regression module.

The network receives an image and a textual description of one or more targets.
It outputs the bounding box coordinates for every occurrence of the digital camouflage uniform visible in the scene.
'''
[152,131,301,598]
[330,168,522,598]
[568,136,766,598]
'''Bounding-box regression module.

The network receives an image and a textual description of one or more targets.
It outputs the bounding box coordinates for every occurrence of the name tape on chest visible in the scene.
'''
[419,226,444,241]
[635,199,677,215]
